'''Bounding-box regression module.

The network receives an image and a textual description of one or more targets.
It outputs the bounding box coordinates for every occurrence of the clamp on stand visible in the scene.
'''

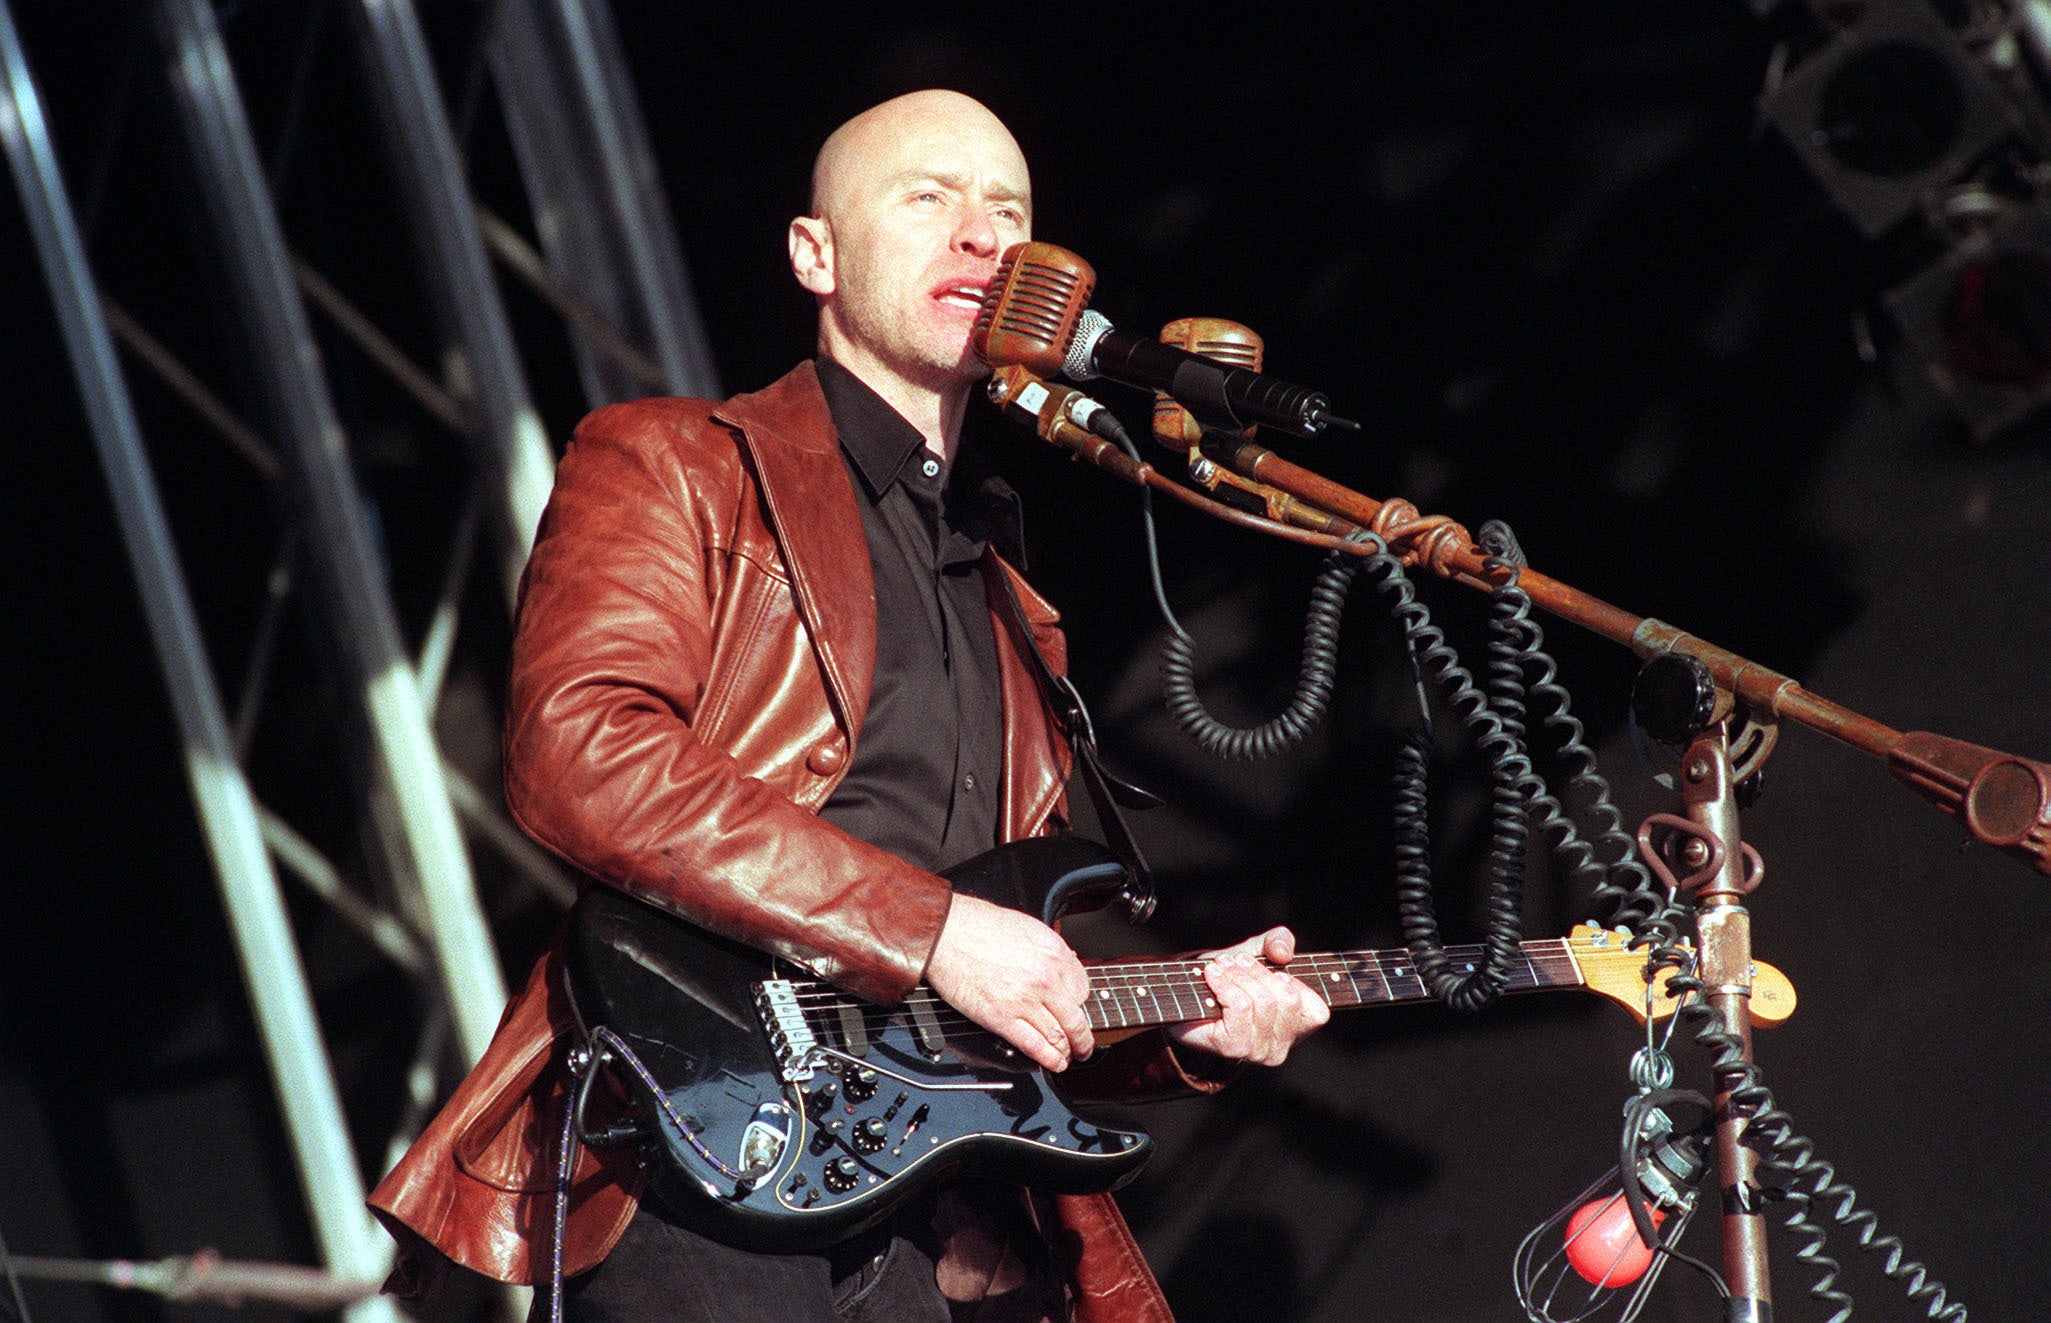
[1630,656,1773,1322]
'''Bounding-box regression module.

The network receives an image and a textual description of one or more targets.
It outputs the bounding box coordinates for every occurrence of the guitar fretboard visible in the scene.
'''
[779,936,1656,1051]
[1079,939,1584,1031]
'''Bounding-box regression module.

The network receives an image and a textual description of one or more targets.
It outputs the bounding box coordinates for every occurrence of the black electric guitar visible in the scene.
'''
[564,835,1794,1252]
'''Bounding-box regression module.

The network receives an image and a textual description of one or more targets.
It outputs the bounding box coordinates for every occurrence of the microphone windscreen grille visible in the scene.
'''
[1000,264,1083,341]
[971,249,1020,344]
[1064,310,1111,381]
[974,243,1095,376]
[1187,337,1260,366]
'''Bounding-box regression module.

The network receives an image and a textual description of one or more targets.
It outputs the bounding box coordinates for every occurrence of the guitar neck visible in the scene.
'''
[1081,939,1584,1033]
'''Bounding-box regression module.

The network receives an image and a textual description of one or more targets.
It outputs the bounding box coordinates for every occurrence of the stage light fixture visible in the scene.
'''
[1885,196,2051,439]
[1762,0,2020,238]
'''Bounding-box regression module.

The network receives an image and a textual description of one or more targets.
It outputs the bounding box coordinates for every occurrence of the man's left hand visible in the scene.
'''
[1164,927,1329,1066]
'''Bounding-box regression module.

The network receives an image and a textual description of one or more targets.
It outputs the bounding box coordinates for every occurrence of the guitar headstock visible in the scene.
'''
[1568,924,1796,1028]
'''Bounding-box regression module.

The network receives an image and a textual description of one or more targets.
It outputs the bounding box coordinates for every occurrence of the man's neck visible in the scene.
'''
[816,349,970,462]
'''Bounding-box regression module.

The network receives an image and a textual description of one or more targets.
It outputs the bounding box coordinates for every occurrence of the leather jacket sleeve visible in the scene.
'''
[501,396,954,1007]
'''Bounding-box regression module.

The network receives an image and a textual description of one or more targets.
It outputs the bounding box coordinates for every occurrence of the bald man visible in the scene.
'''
[370,90,1326,1323]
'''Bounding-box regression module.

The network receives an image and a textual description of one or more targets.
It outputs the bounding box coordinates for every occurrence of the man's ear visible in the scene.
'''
[788,215,834,295]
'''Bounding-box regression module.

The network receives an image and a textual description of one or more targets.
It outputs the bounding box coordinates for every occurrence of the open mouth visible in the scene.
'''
[932,279,991,315]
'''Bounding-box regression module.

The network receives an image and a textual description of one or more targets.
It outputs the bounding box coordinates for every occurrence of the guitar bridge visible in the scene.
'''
[755,979,819,1082]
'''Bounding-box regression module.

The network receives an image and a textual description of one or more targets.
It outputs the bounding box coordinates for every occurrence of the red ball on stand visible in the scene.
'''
[1564,1193,1667,1288]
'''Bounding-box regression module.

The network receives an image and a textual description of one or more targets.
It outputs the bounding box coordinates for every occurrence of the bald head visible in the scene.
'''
[788,90,1034,452]
[809,90,1028,219]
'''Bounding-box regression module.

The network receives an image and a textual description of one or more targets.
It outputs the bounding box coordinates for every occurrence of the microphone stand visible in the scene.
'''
[1666,725,1771,1322]
[1192,429,2051,873]
[1054,411,2035,1318]
[1191,433,1797,1318]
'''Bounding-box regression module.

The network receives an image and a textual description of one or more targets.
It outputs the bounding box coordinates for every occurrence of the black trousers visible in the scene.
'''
[545,1199,952,1323]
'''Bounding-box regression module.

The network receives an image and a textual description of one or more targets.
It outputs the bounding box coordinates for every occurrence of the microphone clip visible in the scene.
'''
[986,365,1144,482]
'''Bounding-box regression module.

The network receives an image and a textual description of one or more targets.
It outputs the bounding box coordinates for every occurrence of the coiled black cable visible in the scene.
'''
[1358,533,1531,1010]
[1151,501,1673,1013]
[1473,523,1670,935]
[1651,940,1969,1320]
[1130,462,1971,1318]
[1623,825,1967,1321]
[1516,640,1964,1320]
[1188,517,1965,1317]
[1158,544,1363,761]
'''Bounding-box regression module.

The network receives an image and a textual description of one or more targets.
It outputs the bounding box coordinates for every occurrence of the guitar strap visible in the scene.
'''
[989,559,1160,923]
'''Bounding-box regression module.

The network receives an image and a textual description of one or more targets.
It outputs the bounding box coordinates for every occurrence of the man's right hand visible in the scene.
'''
[924,892,1094,1073]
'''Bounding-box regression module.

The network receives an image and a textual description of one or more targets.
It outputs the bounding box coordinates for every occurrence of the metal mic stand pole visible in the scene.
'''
[1668,725,1773,1323]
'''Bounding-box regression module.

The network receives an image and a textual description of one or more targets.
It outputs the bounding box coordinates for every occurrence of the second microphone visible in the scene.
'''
[971,240,1357,438]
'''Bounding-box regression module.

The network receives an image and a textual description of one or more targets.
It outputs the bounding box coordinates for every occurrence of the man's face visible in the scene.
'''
[795,93,1032,400]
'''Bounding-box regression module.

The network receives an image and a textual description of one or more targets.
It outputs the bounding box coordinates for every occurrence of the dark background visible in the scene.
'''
[7,3,2050,1321]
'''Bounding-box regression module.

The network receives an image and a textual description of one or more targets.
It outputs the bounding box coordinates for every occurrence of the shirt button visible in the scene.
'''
[962,772,979,791]
[921,458,940,479]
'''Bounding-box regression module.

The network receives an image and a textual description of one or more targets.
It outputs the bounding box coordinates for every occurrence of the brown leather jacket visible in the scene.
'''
[368,364,1217,1322]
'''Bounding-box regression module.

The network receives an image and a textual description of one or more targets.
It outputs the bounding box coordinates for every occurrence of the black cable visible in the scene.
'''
[1132,472,1973,1319]
[1144,496,1673,1013]
[1392,523,1970,1319]
[1631,837,1969,1322]
[1320,519,1966,1321]
[1158,544,1362,761]
[1358,534,1530,1010]
[1618,1089,1727,1298]
[1375,520,1691,1013]
[1721,1006,1967,1319]
[1131,416,1366,763]
[1472,523,1670,937]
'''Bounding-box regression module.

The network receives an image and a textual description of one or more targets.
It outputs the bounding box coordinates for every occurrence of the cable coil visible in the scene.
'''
[1125,442,1971,1320]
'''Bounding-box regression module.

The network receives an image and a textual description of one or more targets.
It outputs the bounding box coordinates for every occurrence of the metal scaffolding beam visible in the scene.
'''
[491,0,721,404]
[0,5,395,1316]
[145,0,510,1065]
[7,1,719,1315]
[345,0,557,604]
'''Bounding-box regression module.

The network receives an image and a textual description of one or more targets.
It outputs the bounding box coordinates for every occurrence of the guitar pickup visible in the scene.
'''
[834,1004,869,1057]
[909,997,947,1059]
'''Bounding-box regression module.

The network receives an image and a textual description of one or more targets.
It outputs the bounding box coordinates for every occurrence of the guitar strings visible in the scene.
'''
[779,946,1602,1013]
[777,948,1630,1014]
[778,939,1648,1039]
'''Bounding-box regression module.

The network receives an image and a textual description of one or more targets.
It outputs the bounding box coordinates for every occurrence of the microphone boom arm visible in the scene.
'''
[986,366,1357,551]
[1191,430,2051,877]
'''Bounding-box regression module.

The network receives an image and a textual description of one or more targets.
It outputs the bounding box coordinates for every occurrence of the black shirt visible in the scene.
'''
[814,359,1020,874]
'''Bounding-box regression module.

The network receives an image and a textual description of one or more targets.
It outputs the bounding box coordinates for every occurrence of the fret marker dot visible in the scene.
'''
[1136,987,1149,995]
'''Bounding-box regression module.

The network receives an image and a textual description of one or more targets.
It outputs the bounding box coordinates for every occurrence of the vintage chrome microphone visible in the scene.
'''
[972,241,1356,436]
[1151,316,1266,450]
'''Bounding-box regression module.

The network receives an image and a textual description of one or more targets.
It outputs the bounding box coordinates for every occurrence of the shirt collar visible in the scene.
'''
[815,357,1028,568]
[816,357,929,500]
